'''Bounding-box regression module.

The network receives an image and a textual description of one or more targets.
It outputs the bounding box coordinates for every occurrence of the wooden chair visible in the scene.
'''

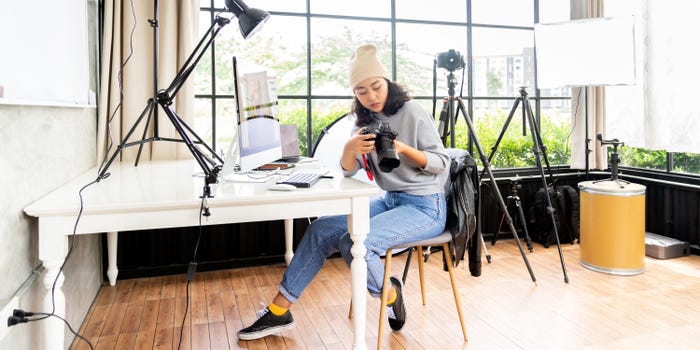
[374,231,468,349]
[348,231,469,349]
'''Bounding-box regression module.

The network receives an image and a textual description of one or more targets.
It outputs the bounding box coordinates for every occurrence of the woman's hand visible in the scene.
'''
[346,129,376,155]
[393,139,428,168]
[340,129,375,171]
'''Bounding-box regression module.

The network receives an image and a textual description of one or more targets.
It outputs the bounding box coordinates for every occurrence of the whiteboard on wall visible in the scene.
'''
[0,1,91,105]
[535,16,636,88]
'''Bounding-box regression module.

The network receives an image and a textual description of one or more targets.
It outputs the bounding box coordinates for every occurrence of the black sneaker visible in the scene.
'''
[386,276,406,331]
[237,307,295,340]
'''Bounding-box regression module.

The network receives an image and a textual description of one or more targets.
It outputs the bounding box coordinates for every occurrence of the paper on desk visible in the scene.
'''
[221,173,272,183]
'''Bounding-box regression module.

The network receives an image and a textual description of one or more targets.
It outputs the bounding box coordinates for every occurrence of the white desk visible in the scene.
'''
[24,160,379,350]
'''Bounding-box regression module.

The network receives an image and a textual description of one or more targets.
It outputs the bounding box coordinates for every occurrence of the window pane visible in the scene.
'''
[472,27,535,97]
[311,99,353,156]
[672,152,700,175]
[310,19,391,95]
[214,15,307,95]
[215,97,238,155]
[396,23,467,97]
[212,0,305,12]
[278,99,309,155]
[540,104,572,166]
[472,0,534,27]
[249,0,306,13]
[194,97,214,146]
[538,0,570,23]
[195,12,214,95]
[472,99,537,168]
[619,147,666,171]
[396,0,466,22]
[311,0,391,18]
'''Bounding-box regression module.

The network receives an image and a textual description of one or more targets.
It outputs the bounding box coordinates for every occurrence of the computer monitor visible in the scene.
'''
[226,57,282,173]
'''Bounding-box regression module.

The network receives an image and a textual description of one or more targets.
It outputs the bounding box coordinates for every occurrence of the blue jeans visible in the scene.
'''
[279,191,446,303]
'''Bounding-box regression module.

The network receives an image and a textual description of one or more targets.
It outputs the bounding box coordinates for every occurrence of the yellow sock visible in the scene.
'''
[386,288,397,305]
[268,302,288,316]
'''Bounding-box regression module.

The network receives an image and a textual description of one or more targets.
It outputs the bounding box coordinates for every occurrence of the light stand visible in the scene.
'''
[98,1,270,198]
[593,134,630,188]
[484,86,569,283]
[439,66,537,283]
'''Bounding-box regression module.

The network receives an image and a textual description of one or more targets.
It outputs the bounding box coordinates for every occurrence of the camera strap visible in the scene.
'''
[361,154,374,181]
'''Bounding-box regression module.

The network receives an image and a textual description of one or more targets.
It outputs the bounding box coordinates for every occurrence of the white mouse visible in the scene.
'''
[269,183,298,191]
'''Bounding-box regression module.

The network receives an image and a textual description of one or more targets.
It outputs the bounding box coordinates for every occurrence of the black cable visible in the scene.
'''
[15,178,99,350]
[98,0,138,176]
[177,192,208,350]
[10,2,140,348]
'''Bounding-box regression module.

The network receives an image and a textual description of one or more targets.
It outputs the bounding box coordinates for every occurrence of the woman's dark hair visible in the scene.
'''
[352,79,411,127]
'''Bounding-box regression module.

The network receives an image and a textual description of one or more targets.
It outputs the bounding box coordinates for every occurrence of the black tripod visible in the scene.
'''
[484,86,569,283]
[97,12,235,198]
[439,69,536,282]
[492,177,534,252]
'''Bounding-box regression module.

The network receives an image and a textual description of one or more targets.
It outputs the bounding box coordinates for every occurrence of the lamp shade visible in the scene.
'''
[225,0,270,39]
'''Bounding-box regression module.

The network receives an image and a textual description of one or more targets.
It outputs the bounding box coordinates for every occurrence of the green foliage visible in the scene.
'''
[446,108,571,168]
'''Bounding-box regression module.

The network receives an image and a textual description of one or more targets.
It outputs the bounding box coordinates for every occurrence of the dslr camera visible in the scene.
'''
[436,49,465,71]
[361,122,400,172]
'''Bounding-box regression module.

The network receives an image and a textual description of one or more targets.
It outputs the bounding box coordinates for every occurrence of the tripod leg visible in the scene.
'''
[456,98,536,283]
[492,212,504,245]
[134,99,157,167]
[523,97,569,283]
[514,198,533,252]
[479,232,491,263]
[523,97,556,185]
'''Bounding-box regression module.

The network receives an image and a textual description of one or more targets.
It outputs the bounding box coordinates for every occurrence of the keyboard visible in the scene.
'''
[276,170,328,188]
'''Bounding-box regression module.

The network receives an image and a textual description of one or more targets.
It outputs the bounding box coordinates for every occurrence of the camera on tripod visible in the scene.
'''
[436,49,465,71]
[361,122,400,172]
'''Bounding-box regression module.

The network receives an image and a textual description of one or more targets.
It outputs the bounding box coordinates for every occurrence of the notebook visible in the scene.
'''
[277,123,302,163]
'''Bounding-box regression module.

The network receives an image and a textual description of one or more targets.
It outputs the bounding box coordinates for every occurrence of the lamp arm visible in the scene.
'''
[164,15,231,99]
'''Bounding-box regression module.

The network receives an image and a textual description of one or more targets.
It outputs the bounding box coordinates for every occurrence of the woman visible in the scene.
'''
[238,44,449,341]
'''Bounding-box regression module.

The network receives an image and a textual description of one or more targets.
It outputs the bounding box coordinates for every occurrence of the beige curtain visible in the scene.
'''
[97,0,199,165]
[570,0,607,170]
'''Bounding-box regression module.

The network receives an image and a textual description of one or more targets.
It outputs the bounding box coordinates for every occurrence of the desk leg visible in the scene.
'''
[348,196,369,350]
[39,230,68,350]
[106,231,118,286]
[284,219,294,265]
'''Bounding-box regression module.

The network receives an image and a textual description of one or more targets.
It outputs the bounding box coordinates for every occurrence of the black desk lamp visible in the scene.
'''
[98,0,269,197]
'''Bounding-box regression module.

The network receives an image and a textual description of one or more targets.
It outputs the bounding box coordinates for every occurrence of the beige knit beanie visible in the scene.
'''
[348,44,390,89]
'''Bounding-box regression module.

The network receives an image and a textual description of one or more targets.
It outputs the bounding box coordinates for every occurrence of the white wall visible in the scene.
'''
[0,1,102,348]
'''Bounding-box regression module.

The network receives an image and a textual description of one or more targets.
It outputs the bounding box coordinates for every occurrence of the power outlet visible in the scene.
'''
[0,296,20,340]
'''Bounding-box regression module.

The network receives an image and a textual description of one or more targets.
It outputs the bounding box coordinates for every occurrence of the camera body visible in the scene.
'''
[436,49,465,71]
[361,122,400,172]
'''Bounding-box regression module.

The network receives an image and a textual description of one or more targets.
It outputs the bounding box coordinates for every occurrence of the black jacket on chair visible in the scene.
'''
[444,148,481,277]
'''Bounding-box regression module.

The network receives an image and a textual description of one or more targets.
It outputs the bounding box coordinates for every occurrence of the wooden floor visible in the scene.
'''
[72,239,700,350]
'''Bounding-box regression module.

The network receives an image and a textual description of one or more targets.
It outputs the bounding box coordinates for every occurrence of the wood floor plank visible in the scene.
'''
[73,240,700,349]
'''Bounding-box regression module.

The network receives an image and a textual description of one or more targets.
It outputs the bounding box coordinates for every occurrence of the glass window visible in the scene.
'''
[193,1,584,173]
[309,18,392,96]
[472,0,534,27]
[211,0,306,13]
[213,15,307,95]
[395,23,467,97]
[472,27,535,97]
[672,152,700,175]
[246,0,306,13]
[538,0,570,23]
[395,0,466,23]
[311,0,391,18]
[278,99,309,155]
[619,147,667,171]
